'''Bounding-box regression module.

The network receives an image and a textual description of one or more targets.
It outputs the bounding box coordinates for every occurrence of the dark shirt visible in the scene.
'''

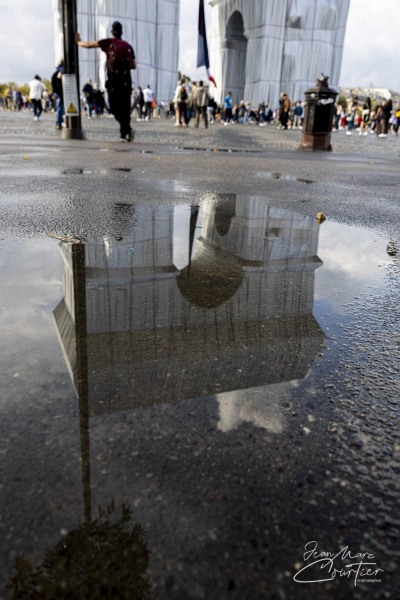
[83,83,94,101]
[51,65,64,97]
[98,38,135,90]
[382,99,393,117]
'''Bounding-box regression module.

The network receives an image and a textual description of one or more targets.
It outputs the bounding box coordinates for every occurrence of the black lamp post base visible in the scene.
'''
[61,127,85,140]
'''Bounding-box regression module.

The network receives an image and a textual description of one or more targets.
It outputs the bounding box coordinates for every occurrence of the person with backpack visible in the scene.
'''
[173,79,189,127]
[76,21,136,142]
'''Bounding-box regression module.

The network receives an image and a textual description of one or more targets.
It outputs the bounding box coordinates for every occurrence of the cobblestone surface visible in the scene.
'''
[1,109,400,157]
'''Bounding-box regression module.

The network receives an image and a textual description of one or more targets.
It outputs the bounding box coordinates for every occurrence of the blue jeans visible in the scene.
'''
[87,100,94,117]
[55,94,64,127]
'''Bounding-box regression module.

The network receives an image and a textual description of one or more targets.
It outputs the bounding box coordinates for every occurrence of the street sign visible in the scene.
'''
[62,74,80,117]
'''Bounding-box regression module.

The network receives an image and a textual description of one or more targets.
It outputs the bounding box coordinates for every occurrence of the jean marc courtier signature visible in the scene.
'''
[293,540,384,586]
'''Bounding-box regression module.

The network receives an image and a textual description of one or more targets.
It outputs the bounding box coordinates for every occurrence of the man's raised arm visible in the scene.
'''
[75,33,99,48]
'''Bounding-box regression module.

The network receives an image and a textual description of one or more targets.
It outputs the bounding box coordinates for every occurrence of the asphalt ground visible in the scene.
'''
[1,108,400,156]
[0,109,399,600]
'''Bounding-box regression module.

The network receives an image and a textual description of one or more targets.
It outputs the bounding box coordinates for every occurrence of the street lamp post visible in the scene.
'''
[61,0,84,139]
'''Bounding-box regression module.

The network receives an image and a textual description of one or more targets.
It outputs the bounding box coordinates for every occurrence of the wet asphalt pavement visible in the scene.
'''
[0,111,399,599]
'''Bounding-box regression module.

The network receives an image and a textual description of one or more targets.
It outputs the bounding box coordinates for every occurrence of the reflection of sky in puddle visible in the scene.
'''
[314,222,393,315]
[0,239,65,410]
[216,382,297,434]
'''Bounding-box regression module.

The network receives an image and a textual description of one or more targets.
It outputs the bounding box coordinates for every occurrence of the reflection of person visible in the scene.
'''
[28,75,45,121]
[76,21,136,142]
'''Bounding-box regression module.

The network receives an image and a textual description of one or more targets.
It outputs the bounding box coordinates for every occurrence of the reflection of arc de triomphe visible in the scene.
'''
[208,0,350,108]
[53,196,324,417]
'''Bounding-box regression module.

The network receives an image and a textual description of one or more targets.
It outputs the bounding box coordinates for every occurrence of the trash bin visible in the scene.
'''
[298,75,338,151]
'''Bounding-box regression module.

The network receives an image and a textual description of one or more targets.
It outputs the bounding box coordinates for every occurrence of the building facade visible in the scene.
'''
[52,0,180,102]
[208,0,350,108]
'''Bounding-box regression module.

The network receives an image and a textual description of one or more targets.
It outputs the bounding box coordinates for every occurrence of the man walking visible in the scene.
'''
[28,75,45,121]
[76,21,136,142]
[143,85,154,120]
[193,81,209,128]
[224,91,233,124]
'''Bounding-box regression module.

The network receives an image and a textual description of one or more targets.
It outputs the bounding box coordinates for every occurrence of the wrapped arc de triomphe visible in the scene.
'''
[52,0,350,109]
[52,0,180,103]
[208,0,350,107]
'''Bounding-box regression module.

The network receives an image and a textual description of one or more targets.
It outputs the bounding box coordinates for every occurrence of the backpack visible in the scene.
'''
[179,86,187,102]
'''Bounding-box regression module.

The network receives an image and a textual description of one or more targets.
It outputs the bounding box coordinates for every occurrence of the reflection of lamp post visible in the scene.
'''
[61,0,84,139]
[71,243,91,525]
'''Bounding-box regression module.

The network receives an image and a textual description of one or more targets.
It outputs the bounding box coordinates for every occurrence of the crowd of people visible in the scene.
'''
[335,96,400,137]
[2,75,400,139]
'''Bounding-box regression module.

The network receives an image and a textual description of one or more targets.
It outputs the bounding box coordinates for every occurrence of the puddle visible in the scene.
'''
[1,197,393,413]
[263,171,314,183]
[0,195,397,597]
[176,146,263,154]
[62,167,108,175]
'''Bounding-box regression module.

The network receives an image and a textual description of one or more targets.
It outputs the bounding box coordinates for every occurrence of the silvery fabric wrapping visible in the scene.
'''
[208,0,350,108]
[52,0,179,102]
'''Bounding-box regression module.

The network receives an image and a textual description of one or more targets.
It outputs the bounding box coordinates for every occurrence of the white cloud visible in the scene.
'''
[340,0,400,90]
[0,0,55,83]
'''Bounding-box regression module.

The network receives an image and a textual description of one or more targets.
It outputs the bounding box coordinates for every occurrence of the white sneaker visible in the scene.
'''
[34,116,38,121]
[378,133,387,138]
[346,131,352,135]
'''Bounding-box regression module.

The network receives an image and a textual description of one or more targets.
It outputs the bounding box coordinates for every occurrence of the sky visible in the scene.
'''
[0,0,399,92]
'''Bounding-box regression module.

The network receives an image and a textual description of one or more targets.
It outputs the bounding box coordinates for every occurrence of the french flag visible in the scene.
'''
[197,0,217,87]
